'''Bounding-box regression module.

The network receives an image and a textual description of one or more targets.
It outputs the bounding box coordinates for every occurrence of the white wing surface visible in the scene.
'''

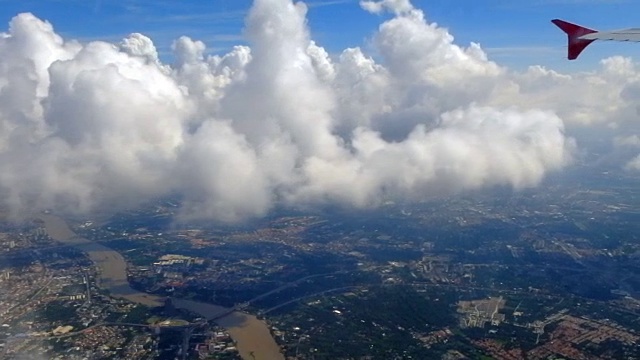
[580,29,640,42]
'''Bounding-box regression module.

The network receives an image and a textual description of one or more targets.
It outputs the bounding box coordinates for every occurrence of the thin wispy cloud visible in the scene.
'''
[306,0,357,8]
[138,10,246,24]
[485,46,564,56]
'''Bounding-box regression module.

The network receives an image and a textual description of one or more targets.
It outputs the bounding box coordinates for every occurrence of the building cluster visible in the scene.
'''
[472,338,524,360]
[413,328,453,348]
[71,326,128,356]
[527,315,639,360]
[0,262,50,322]
[119,333,157,360]
[457,297,506,328]
[154,254,205,267]
[195,329,239,359]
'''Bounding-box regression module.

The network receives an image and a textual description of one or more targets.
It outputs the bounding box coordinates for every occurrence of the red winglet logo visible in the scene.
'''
[552,19,597,60]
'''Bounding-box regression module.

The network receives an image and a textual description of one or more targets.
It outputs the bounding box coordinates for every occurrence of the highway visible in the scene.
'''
[261,286,359,314]
[238,271,349,309]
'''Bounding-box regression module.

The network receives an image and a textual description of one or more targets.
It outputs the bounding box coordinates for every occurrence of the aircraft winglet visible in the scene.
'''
[551,19,597,60]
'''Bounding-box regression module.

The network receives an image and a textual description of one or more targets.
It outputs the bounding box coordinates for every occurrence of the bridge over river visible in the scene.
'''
[38,214,284,360]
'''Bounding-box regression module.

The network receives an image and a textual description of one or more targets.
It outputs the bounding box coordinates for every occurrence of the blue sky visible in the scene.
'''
[0,0,637,71]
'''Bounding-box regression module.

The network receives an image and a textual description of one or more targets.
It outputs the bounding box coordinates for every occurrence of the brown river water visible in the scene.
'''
[38,214,284,360]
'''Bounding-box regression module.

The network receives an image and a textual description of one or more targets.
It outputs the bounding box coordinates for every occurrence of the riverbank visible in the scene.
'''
[38,214,284,360]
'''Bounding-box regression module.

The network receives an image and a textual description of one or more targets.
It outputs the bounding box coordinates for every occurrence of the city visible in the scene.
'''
[0,166,639,359]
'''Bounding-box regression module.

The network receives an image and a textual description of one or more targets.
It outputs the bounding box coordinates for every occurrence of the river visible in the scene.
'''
[38,214,284,360]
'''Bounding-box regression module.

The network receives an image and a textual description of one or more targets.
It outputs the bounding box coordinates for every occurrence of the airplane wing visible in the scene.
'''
[579,29,640,42]
[552,19,640,60]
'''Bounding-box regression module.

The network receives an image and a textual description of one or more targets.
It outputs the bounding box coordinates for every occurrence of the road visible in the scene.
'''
[261,286,359,314]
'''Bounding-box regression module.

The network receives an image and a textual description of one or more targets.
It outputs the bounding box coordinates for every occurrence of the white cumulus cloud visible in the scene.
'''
[7,0,636,222]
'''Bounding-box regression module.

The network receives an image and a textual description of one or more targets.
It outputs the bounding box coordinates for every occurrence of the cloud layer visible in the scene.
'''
[2,0,637,221]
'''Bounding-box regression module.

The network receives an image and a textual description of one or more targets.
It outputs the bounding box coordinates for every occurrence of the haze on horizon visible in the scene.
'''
[0,0,637,222]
